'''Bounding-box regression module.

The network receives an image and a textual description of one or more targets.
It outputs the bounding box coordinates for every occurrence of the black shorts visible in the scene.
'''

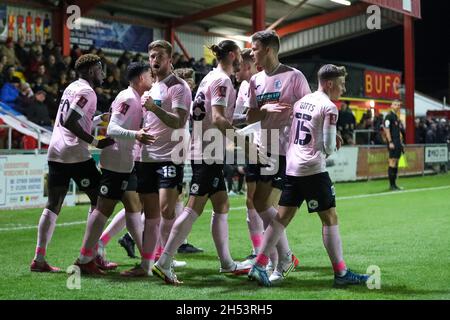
[48,158,101,191]
[136,162,184,194]
[388,144,402,159]
[244,156,286,190]
[99,168,131,200]
[189,161,227,197]
[126,164,138,192]
[278,172,336,213]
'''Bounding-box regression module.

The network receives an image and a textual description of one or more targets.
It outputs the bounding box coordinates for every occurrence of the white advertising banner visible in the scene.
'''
[0,154,75,209]
[425,145,449,163]
[326,147,359,182]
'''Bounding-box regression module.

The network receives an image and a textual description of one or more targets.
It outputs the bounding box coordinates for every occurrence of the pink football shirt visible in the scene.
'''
[190,68,236,161]
[100,86,144,173]
[234,80,249,116]
[47,79,97,163]
[247,64,311,156]
[141,73,192,162]
[286,91,338,177]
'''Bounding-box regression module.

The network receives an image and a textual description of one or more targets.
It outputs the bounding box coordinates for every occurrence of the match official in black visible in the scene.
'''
[383,100,405,191]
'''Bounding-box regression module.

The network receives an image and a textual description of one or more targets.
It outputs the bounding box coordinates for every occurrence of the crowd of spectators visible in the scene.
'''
[1,36,449,149]
[337,101,450,145]
[0,37,215,148]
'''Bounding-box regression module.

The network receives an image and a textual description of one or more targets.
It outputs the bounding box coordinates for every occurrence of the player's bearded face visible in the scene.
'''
[149,48,171,76]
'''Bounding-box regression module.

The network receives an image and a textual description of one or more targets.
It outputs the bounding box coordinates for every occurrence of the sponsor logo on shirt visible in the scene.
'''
[219,86,227,97]
[76,96,88,108]
[256,92,281,108]
[119,103,130,115]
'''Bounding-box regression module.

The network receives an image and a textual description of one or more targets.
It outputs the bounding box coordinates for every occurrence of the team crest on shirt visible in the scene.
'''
[80,179,90,188]
[118,103,130,115]
[190,183,199,194]
[219,86,227,97]
[307,200,319,210]
[76,96,88,108]
[100,185,109,196]
[274,79,282,90]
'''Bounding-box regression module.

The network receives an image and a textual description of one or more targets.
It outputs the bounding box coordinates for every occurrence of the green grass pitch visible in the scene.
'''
[0,174,449,300]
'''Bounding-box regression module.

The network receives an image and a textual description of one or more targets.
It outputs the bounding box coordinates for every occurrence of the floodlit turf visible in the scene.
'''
[0,174,449,300]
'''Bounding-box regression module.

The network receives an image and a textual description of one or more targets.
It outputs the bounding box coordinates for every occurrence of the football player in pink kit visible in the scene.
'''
[30,54,115,272]
[121,40,192,276]
[248,64,369,287]
[74,62,156,275]
[245,30,310,280]
[234,49,265,263]
[153,40,259,285]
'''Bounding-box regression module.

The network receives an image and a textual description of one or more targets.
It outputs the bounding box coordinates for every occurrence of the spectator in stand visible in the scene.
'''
[34,65,50,87]
[0,37,21,67]
[67,69,77,83]
[425,121,437,143]
[70,44,82,64]
[46,54,59,80]
[194,57,209,75]
[53,43,63,63]
[436,119,449,143]
[15,37,29,67]
[175,54,189,68]
[132,53,144,63]
[116,50,132,68]
[94,86,110,113]
[0,76,21,109]
[97,49,115,74]
[337,101,355,145]
[172,52,181,67]
[56,55,72,75]
[29,40,43,58]
[415,118,426,144]
[25,88,53,130]
[372,113,385,145]
[14,81,34,115]
[27,52,44,79]
[42,39,56,58]
[0,56,6,89]
[102,68,122,102]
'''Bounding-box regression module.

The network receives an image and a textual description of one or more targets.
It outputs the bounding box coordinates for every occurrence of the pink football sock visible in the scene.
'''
[34,208,58,262]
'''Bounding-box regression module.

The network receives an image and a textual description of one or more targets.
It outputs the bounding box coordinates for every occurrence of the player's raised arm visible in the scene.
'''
[143,95,187,129]
[63,98,115,149]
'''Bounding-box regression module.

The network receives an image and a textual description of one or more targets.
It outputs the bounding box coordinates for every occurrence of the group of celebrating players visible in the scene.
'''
[30,29,369,287]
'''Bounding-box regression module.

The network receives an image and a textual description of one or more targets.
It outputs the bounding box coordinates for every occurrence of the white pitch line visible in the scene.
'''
[1,185,449,232]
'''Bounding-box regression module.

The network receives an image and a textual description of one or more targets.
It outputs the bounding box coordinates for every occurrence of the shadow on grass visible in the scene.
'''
[75,264,450,298]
